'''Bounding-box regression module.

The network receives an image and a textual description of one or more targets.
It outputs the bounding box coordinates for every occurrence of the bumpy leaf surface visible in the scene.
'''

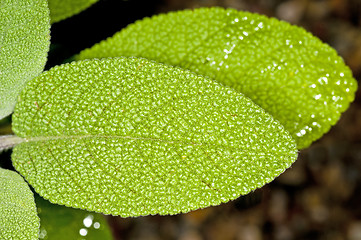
[0,168,39,239]
[12,57,297,217]
[77,7,358,149]
[48,0,98,23]
[0,0,50,119]
[36,195,112,240]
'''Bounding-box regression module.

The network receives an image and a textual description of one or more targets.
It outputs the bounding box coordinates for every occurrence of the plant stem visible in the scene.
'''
[0,135,24,152]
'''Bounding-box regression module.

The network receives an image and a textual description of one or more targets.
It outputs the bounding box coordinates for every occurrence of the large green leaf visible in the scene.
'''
[0,168,39,239]
[36,195,113,240]
[11,57,297,217]
[0,0,50,119]
[48,0,99,23]
[77,7,358,149]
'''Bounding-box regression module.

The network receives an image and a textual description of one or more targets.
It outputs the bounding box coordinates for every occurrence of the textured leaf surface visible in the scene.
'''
[11,57,297,217]
[0,168,39,239]
[77,7,358,149]
[48,0,98,23]
[36,195,113,240]
[0,0,50,119]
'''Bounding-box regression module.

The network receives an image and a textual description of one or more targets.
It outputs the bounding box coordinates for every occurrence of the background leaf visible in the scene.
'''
[0,168,39,239]
[36,195,113,240]
[11,57,297,217]
[77,7,358,149]
[48,0,99,23]
[0,0,50,120]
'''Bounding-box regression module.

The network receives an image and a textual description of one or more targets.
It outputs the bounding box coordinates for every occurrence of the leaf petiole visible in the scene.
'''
[0,135,24,152]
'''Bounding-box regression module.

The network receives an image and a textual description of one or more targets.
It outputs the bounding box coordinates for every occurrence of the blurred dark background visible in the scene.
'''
[1,0,361,239]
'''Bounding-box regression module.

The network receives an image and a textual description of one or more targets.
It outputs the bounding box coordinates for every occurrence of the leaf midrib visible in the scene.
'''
[17,134,294,157]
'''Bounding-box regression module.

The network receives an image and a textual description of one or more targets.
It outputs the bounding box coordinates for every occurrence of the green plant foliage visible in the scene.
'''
[11,57,297,217]
[0,168,39,239]
[48,0,99,23]
[0,0,50,120]
[36,195,113,240]
[77,7,358,149]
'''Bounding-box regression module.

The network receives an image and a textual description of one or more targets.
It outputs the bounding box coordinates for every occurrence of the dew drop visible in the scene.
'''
[94,222,100,229]
[79,228,88,236]
[83,215,93,228]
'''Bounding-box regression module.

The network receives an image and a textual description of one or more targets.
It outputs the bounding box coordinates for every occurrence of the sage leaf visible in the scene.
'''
[11,57,297,217]
[0,0,50,120]
[0,168,39,239]
[77,7,358,149]
[48,0,99,23]
[36,195,113,240]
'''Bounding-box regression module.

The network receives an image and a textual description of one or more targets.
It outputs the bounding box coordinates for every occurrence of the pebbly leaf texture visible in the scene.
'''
[77,7,358,149]
[11,57,297,217]
[48,0,98,23]
[36,195,113,240]
[0,0,50,120]
[0,168,39,240]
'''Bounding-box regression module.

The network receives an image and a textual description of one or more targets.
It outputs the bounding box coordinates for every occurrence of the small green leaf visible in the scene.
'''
[36,195,113,240]
[0,0,50,120]
[0,168,39,239]
[77,7,358,149]
[11,57,297,217]
[48,0,99,23]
